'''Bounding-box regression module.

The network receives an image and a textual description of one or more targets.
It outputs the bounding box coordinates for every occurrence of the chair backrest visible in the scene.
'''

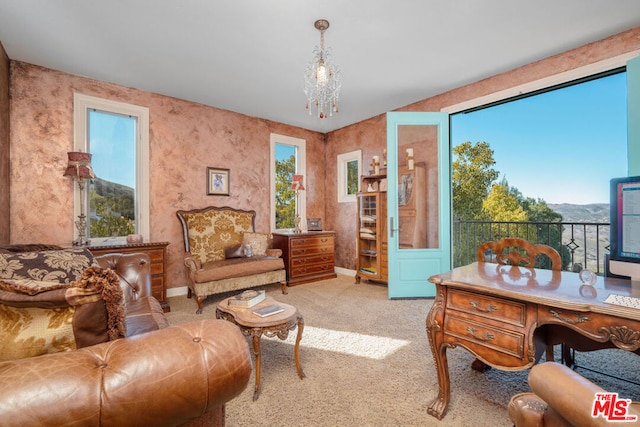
[176,206,256,264]
[477,237,562,270]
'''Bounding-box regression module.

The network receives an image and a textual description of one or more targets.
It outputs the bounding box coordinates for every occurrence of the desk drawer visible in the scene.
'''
[291,253,334,267]
[291,245,333,257]
[447,289,526,327]
[444,315,525,359]
[291,262,334,278]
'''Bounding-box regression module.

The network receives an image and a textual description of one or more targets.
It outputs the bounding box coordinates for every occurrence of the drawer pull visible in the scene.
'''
[469,301,497,313]
[466,327,495,342]
[297,249,307,255]
[550,310,589,324]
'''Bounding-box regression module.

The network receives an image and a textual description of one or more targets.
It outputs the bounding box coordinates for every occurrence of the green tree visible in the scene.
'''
[275,155,296,229]
[452,141,499,220]
[482,182,530,239]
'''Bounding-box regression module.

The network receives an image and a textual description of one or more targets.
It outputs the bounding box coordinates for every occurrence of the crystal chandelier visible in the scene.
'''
[304,19,342,119]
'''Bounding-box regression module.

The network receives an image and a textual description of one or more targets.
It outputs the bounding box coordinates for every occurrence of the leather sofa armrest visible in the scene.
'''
[95,253,152,303]
[528,362,626,427]
[0,319,252,427]
[184,253,202,271]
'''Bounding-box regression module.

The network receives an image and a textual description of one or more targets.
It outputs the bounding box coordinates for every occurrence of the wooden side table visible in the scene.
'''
[272,231,337,286]
[87,241,170,312]
[216,296,305,400]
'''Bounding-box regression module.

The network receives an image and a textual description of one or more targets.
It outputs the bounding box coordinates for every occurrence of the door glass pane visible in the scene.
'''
[397,124,439,249]
[88,110,136,239]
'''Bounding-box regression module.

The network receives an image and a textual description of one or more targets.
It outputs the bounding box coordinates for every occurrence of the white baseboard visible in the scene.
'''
[165,267,356,298]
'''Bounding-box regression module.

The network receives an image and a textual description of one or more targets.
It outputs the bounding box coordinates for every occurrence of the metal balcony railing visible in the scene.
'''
[453,220,610,275]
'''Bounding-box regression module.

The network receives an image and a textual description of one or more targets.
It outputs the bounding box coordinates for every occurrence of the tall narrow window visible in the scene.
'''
[270,134,306,232]
[74,94,149,243]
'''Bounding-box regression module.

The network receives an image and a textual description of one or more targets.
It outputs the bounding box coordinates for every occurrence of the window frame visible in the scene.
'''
[73,93,150,243]
[337,149,362,203]
[270,133,306,232]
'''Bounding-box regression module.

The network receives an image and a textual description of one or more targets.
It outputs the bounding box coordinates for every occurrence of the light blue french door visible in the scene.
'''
[386,112,451,298]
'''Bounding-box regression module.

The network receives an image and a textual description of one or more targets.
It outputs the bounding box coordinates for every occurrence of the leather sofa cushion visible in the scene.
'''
[195,256,285,282]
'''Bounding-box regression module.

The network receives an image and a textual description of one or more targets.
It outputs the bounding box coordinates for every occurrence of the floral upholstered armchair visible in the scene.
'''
[176,206,287,314]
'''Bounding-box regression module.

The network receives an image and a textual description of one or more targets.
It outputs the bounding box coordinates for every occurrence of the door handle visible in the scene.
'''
[390,217,399,238]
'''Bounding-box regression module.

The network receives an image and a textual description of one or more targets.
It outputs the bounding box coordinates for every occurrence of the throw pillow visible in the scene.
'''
[242,232,268,257]
[0,248,97,283]
[0,266,125,362]
[224,243,246,259]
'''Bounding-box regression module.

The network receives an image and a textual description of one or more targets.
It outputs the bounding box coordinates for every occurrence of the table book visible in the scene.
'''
[252,304,285,318]
[228,290,265,308]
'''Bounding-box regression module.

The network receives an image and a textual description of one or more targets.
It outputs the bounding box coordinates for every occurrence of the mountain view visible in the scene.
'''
[547,203,610,272]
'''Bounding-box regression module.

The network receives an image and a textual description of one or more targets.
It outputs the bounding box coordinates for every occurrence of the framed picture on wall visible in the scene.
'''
[207,167,230,196]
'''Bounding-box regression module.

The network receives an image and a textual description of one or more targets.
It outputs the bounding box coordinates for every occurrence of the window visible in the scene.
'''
[337,150,362,203]
[73,93,150,242]
[270,133,306,232]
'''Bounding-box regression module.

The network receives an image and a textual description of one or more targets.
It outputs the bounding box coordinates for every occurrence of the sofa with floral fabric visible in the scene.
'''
[177,206,287,314]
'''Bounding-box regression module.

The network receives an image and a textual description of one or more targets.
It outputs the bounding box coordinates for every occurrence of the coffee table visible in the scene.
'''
[216,295,305,400]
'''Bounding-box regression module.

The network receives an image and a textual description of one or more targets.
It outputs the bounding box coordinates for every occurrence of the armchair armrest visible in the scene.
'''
[266,248,282,258]
[183,253,203,272]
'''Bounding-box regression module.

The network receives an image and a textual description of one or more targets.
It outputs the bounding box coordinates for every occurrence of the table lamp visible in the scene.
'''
[291,175,305,233]
[64,151,96,245]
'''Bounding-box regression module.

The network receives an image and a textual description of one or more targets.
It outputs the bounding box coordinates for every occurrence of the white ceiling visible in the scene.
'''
[0,1,639,133]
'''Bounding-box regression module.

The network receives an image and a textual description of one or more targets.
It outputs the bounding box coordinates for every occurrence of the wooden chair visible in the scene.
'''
[475,238,563,368]
[477,237,562,271]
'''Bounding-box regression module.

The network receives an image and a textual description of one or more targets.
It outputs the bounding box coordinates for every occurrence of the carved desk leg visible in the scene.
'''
[251,332,263,401]
[426,287,451,419]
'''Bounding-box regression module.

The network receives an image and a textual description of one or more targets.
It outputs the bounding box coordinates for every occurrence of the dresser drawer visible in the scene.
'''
[444,314,525,359]
[291,245,333,257]
[291,262,335,279]
[447,289,526,327]
[290,235,335,249]
[291,253,334,267]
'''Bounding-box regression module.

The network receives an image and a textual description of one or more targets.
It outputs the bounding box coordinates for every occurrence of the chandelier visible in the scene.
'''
[304,19,342,119]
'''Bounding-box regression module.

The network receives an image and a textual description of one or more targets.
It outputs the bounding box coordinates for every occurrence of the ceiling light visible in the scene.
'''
[304,19,342,119]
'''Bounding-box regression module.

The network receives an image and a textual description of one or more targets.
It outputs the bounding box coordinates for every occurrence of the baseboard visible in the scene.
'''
[166,268,355,298]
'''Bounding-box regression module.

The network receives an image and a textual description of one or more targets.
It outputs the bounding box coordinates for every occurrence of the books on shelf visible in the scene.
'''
[252,304,285,318]
[228,290,266,308]
[359,267,377,274]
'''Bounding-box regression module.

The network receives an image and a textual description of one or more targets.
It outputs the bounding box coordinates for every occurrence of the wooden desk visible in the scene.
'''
[426,262,640,419]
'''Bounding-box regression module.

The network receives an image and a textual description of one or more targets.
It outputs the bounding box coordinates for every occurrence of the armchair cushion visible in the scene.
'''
[195,256,285,283]
[242,232,269,256]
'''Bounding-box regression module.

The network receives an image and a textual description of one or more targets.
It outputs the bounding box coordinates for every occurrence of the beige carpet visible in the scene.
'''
[166,275,640,427]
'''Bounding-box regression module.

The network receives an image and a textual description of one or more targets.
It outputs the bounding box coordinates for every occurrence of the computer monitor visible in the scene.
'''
[609,175,640,284]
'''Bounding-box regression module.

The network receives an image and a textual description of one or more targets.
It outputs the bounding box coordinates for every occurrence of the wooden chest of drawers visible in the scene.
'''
[88,241,170,312]
[272,231,337,286]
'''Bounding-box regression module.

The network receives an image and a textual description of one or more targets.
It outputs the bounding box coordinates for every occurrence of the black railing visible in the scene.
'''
[453,220,610,275]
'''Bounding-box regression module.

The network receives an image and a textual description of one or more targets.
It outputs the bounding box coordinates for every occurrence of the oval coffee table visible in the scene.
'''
[216,295,305,400]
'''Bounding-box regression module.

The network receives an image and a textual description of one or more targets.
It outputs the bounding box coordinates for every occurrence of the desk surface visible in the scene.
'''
[429,262,640,321]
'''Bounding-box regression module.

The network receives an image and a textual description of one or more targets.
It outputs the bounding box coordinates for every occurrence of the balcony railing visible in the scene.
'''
[453,220,610,275]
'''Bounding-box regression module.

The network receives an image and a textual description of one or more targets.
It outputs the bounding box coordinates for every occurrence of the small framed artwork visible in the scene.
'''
[207,167,230,196]
[307,218,322,231]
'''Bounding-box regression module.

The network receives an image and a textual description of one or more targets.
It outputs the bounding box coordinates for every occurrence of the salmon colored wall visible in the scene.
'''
[0,42,9,244]
[8,62,326,290]
[325,27,640,270]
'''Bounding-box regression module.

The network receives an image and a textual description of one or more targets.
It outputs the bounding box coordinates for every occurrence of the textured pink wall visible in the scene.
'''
[0,42,9,244]
[9,62,326,289]
[325,27,640,270]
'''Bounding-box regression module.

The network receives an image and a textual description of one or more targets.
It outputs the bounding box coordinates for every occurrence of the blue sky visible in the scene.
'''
[450,72,627,205]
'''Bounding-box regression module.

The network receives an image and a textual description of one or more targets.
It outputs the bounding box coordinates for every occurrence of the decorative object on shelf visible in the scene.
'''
[63,151,96,246]
[383,148,387,167]
[371,155,380,175]
[406,148,415,170]
[291,174,305,233]
[304,19,342,119]
[306,218,322,231]
[206,167,230,196]
[126,234,143,244]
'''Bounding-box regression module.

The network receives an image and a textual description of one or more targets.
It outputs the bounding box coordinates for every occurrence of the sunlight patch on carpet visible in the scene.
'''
[264,325,410,359]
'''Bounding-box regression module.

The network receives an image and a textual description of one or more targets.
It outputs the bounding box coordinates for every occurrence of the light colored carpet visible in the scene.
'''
[165,275,640,427]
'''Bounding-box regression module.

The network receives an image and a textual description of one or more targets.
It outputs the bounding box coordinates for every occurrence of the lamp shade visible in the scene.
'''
[291,174,305,191]
[63,151,96,179]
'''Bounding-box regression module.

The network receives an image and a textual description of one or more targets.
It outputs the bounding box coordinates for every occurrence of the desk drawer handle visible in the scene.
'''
[466,327,495,342]
[469,301,497,313]
[550,310,589,324]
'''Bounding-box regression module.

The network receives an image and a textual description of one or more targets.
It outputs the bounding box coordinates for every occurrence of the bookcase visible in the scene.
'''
[355,191,388,283]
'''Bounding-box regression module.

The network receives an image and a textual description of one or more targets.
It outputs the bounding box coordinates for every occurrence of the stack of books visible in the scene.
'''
[227,290,265,308]
[252,304,285,318]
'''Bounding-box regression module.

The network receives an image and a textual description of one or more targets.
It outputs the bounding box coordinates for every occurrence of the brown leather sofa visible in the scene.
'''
[509,362,640,426]
[0,250,252,426]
